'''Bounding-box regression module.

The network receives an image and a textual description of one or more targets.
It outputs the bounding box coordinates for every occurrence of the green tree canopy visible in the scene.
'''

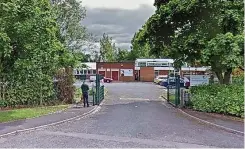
[132,0,244,84]
[0,0,66,106]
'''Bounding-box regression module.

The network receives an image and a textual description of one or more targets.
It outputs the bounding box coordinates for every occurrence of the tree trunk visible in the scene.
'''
[215,71,224,84]
[224,68,232,84]
[215,69,232,84]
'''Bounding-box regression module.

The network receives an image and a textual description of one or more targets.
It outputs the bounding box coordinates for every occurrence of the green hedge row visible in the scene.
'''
[190,83,244,117]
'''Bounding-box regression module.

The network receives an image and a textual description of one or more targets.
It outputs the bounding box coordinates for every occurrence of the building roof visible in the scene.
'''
[135,59,174,63]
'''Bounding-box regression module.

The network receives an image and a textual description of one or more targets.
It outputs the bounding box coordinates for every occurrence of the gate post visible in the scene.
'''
[167,75,170,102]
[95,74,100,105]
[175,75,180,106]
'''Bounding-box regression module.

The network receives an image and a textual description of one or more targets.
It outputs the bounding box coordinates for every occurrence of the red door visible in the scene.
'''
[99,71,105,77]
[112,71,119,81]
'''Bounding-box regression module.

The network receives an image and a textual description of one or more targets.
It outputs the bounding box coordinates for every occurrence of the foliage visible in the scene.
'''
[132,0,244,84]
[130,29,156,60]
[99,33,117,62]
[232,75,244,85]
[99,33,134,62]
[0,0,64,108]
[52,0,86,52]
[52,0,97,66]
[116,48,132,62]
[55,67,75,104]
[190,84,244,117]
[202,33,243,84]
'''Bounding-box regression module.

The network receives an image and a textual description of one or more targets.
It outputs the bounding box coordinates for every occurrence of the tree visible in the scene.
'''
[130,29,156,60]
[52,0,86,52]
[116,48,131,61]
[133,0,244,84]
[202,33,243,84]
[51,0,97,66]
[99,33,117,62]
[0,0,64,106]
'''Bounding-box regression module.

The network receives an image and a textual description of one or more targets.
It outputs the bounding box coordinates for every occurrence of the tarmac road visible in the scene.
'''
[0,82,243,148]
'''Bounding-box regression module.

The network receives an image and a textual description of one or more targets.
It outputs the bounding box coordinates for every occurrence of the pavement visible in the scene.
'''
[160,85,244,135]
[0,82,244,148]
[181,108,244,133]
[0,105,95,136]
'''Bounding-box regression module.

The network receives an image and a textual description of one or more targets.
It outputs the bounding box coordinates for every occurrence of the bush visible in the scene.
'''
[190,83,244,117]
[232,75,244,85]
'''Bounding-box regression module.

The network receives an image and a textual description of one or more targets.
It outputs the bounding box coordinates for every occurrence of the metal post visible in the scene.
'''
[175,75,180,107]
[95,74,100,105]
[92,85,95,106]
[177,75,181,106]
[167,75,170,102]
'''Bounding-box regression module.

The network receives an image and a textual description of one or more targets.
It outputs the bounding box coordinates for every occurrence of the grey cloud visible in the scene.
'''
[82,4,155,49]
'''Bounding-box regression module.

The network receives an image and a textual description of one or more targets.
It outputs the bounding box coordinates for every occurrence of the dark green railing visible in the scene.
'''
[167,75,181,107]
[94,74,104,105]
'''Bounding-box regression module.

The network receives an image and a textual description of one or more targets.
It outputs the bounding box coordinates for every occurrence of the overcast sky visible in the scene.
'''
[81,0,156,50]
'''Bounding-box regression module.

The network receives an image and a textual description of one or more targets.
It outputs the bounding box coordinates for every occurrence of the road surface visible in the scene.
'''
[0,83,243,148]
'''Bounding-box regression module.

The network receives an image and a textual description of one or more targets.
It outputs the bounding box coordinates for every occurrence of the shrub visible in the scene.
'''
[190,83,244,117]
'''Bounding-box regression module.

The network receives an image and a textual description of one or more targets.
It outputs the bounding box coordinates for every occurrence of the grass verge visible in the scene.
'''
[0,105,69,123]
[169,94,175,104]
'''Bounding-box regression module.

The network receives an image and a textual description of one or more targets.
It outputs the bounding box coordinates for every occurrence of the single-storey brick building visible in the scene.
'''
[96,62,135,82]
[74,59,209,82]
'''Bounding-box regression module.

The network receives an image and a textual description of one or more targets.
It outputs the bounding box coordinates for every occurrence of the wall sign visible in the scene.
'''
[190,75,209,86]
[120,69,133,76]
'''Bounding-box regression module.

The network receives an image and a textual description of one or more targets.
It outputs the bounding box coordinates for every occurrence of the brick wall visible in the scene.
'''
[96,62,135,82]
[140,67,155,82]
[159,70,169,75]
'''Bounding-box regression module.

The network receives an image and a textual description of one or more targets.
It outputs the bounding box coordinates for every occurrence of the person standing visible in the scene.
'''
[81,81,89,107]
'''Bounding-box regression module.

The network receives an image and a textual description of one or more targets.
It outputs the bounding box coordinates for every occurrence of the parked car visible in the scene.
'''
[154,75,168,84]
[103,77,113,83]
[160,77,189,88]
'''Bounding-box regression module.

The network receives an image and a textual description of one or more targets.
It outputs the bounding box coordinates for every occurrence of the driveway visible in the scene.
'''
[0,83,243,148]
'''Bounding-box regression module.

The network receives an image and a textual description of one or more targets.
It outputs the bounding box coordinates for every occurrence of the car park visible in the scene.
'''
[154,75,168,84]
[160,77,190,88]
[103,77,113,83]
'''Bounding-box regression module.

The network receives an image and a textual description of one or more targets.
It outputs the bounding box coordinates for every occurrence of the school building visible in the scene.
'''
[74,59,209,82]
[96,62,135,82]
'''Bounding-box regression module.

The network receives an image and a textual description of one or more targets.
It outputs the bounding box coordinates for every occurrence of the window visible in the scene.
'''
[147,62,169,67]
[84,70,87,74]
[80,70,83,74]
[154,70,159,78]
[137,62,146,67]
[76,70,79,74]
[88,70,91,74]
[93,70,96,74]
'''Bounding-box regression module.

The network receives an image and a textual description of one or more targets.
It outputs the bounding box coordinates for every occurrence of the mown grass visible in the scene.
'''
[0,105,69,123]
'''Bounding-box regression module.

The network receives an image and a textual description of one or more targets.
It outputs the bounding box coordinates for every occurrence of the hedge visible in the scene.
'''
[190,82,244,117]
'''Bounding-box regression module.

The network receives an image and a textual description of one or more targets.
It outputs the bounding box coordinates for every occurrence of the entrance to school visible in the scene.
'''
[80,74,105,105]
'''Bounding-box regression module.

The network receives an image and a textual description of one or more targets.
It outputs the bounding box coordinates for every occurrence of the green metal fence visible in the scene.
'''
[167,75,181,107]
[76,74,104,106]
[95,74,104,105]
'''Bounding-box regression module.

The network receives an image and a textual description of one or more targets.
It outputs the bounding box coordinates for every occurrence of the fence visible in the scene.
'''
[79,74,105,106]
[166,75,181,107]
